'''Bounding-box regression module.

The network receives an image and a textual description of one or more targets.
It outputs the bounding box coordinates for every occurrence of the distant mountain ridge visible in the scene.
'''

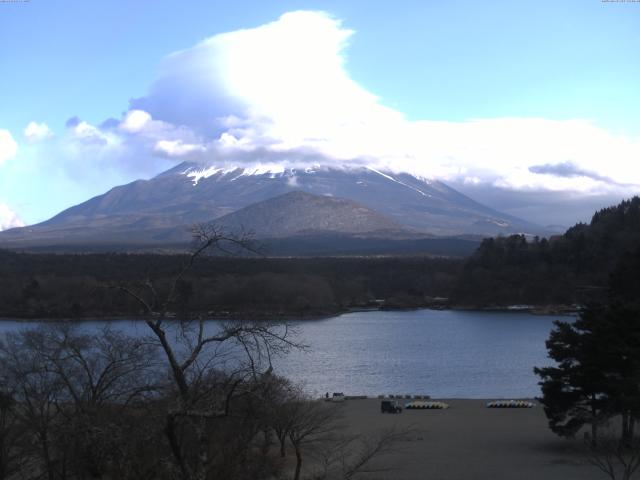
[0,162,546,253]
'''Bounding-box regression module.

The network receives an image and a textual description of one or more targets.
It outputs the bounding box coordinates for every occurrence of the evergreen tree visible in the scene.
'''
[595,303,640,444]
[534,308,609,445]
[535,302,640,446]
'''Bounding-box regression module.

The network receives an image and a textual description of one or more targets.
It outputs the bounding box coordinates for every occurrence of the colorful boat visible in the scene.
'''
[486,400,535,408]
[405,400,449,409]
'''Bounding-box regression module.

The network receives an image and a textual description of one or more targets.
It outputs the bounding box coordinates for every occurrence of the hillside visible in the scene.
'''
[213,190,408,237]
[452,196,640,306]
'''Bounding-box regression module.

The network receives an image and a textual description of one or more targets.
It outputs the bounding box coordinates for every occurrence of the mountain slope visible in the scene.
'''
[0,162,545,250]
[214,190,408,238]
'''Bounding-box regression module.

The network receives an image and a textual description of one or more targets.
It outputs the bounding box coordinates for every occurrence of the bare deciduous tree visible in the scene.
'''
[0,390,23,480]
[33,324,159,410]
[115,224,301,480]
[0,330,66,480]
[286,399,342,480]
[0,324,164,479]
[0,223,408,480]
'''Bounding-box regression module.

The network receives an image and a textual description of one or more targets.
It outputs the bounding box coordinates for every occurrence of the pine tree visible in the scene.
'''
[534,309,609,445]
[535,302,640,446]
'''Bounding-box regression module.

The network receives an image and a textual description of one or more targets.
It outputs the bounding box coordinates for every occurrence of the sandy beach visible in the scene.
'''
[325,398,603,480]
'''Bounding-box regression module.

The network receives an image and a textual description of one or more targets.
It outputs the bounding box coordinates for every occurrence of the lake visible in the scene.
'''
[0,309,565,399]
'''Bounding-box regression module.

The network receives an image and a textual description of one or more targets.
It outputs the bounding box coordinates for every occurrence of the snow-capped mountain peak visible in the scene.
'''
[0,160,545,252]
[183,162,435,190]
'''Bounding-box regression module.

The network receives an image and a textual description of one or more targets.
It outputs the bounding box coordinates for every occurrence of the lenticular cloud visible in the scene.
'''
[45,10,640,195]
[123,11,640,193]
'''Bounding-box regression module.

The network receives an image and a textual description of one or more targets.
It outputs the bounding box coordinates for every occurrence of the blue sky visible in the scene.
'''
[1,0,639,228]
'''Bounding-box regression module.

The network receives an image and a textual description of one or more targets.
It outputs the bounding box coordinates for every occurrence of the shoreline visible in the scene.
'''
[0,304,579,322]
[333,395,544,403]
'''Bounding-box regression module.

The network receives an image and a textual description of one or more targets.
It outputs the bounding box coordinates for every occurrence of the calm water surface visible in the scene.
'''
[0,309,565,398]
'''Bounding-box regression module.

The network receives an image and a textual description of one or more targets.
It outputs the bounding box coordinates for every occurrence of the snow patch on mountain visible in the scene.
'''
[184,165,237,185]
[230,164,286,181]
[183,163,437,191]
[185,164,293,185]
[367,167,432,198]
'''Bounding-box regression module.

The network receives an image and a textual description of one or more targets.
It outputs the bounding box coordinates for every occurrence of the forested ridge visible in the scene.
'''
[1,196,640,319]
[454,196,640,307]
[0,253,459,319]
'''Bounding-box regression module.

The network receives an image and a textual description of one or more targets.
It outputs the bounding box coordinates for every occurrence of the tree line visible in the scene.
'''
[454,196,640,307]
[4,196,640,318]
[0,251,460,319]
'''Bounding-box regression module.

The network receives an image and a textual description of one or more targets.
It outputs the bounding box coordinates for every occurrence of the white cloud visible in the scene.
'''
[154,139,206,158]
[119,11,640,195]
[119,109,152,133]
[0,202,24,231]
[72,121,111,145]
[0,130,18,165]
[24,121,53,143]
[26,11,640,201]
